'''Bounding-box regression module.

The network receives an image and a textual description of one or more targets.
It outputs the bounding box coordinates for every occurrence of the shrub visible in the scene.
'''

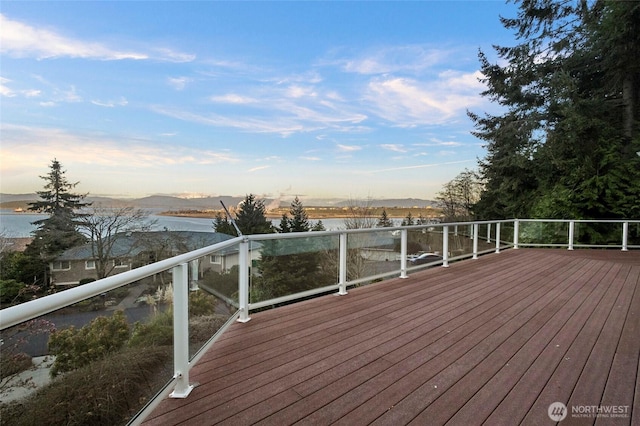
[128,290,219,348]
[48,311,130,377]
[189,314,229,343]
[0,347,171,426]
[0,280,26,305]
[189,290,217,317]
[128,309,173,347]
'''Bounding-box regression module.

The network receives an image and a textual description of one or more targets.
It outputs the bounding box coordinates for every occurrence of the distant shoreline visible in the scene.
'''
[158,206,442,220]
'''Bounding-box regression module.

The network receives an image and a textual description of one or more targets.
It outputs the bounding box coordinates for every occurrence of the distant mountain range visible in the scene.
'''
[0,193,438,210]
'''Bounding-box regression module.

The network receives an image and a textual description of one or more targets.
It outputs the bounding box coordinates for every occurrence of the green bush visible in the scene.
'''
[129,309,173,347]
[0,347,171,426]
[128,290,219,347]
[0,280,26,305]
[189,290,217,317]
[0,352,32,379]
[48,311,130,377]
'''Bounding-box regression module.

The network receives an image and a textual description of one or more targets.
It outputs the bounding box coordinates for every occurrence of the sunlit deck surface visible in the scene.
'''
[142,249,639,426]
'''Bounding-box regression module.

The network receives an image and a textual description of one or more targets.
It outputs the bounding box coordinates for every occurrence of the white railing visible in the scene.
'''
[0,218,637,423]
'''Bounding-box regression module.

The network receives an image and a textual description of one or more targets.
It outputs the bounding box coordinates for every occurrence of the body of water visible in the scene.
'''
[0,210,359,238]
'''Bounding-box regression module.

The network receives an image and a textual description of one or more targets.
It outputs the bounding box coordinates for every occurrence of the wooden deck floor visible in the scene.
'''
[141,249,639,426]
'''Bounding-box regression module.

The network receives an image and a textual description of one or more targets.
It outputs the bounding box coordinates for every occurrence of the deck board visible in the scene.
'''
[141,249,639,426]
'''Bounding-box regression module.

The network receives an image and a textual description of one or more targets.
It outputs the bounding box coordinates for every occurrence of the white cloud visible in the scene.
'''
[336,144,362,152]
[362,159,475,174]
[0,13,193,62]
[286,85,317,98]
[23,89,41,97]
[155,82,368,136]
[364,70,485,126]
[380,144,407,153]
[91,97,128,108]
[210,94,257,104]
[0,77,15,97]
[0,124,238,172]
[331,45,450,75]
[248,165,270,173]
[167,77,192,90]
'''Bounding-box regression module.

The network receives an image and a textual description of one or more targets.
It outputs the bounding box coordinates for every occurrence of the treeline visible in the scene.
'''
[468,0,640,220]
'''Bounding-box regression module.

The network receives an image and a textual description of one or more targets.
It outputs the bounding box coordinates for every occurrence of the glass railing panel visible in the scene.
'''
[248,233,340,304]
[0,271,175,425]
[629,221,640,247]
[499,221,515,250]
[406,226,444,270]
[187,251,239,361]
[407,226,443,257]
[346,229,401,284]
[518,220,570,246]
[573,221,625,248]
[448,224,475,258]
[475,223,494,253]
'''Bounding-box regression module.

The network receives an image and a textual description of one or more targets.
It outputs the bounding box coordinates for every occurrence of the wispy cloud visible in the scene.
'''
[210,93,257,104]
[363,70,485,126]
[0,77,41,98]
[362,159,475,174]
[91,97,128,108]
[0,13,194,62]
[380,144,407,153]
[327,45,450,75]
[248,165,270,173]
[0,124,238,171]
[153,80,368,136]
[413,140,464,147]
[167,77,192,90]
[336,144,362,152]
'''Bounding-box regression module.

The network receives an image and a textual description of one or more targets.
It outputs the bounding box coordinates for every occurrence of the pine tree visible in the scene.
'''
[255,196,331,300]
[377,209,393,227]
[212,212,236,236]
[234,194,273,235]
[401,212,414,226]
[470,0,640,219]
[24,159,90,288]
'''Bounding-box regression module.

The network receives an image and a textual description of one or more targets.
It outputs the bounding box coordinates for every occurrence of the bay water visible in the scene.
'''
[0,209,354,238]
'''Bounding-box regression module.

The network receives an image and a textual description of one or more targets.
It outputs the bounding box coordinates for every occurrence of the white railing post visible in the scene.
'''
[338,232,348,295]
[495,222,501,253]
[442,225,449,267]
[487,223,492,243]
[238,239,251,322]
[568,220,575,251]
[400,229,408,278]
[454,225,458,236]
[622,221,629,251]
[513,219,519,249]
[170,263,194,398]
[472,223,479,259]
[189,259,199,291]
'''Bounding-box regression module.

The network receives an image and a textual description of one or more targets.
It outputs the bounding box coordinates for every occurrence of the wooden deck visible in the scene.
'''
[141,249,639,425]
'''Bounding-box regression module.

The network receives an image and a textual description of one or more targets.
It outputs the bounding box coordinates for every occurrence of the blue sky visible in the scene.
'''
[1,1,516,202]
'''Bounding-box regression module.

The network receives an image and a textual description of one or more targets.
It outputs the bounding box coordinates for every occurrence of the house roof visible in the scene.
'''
[56,231,235,261]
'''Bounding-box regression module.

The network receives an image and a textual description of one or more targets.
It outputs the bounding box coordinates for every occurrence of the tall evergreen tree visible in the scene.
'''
[401,212,414,226]
[255,196,331,301]
[377,209,393,227]
[24,159,90,288]
[470,0,640,219]
[234,194,274,235]
[213,194,273,236]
